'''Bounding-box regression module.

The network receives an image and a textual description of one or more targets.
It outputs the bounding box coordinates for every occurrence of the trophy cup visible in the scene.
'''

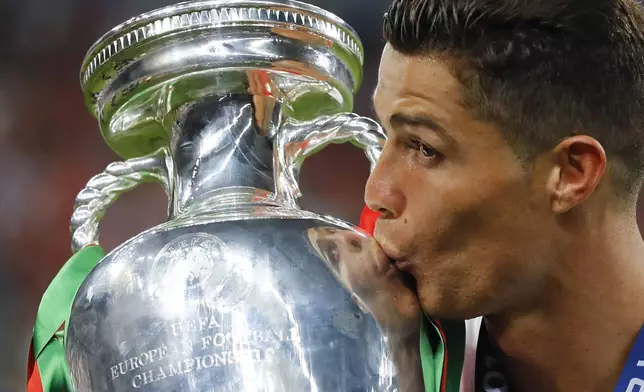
[66,1,395,390]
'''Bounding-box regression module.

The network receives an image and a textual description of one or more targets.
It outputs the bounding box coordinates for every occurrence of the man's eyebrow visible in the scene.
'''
[371,93,455,144]
[390,113,456,144]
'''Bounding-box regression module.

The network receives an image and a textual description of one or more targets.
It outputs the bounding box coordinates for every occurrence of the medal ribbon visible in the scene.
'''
[27,246,105,392]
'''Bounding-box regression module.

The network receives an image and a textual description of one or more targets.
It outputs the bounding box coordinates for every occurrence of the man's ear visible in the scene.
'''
[545,135,607,214]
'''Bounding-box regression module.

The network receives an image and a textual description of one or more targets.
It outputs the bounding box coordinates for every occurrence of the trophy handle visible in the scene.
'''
[275,113,386,209]
[69,148,173,254]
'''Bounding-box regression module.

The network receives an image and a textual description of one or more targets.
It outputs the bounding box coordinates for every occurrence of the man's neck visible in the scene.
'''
[485,214,644,392]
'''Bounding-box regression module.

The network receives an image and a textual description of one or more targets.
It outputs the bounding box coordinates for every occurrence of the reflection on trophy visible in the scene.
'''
[305,227,418,338]
[66,0,396,390]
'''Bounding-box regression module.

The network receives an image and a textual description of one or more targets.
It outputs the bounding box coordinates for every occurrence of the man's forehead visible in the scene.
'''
[379,44,445,71]
[375,49,462,109]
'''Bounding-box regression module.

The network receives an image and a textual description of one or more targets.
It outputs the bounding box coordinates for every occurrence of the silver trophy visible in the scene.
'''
[66,1,395,391]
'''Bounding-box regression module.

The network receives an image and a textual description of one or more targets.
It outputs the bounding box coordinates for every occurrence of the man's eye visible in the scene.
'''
[419,143,438,158]
[407,139,442,159]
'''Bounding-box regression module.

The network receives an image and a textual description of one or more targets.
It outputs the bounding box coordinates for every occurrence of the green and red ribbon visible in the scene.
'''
[27,246,104,392]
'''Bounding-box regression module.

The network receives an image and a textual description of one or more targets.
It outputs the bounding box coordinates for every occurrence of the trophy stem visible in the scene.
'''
[169,93,281,215]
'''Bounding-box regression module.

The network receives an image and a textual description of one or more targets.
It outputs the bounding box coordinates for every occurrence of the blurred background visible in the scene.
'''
[3,0,644,391]
[0,0,391,390]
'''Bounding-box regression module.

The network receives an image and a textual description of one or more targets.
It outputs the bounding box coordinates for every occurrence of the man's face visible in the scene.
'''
[367,45,556,319]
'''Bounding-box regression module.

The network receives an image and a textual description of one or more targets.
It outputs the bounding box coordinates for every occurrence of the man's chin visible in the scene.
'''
[421,304,484,321]
[416,286,485,321]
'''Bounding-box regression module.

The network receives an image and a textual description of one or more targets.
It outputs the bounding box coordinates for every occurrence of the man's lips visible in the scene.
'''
[378,242,412,271]
[393,259,413,271]
[377,241,405,260]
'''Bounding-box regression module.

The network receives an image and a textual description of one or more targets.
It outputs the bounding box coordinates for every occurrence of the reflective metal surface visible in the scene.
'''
[68,213,397,391]
[67,1,394,391]
[80,0,364,159]
[276,113,383,209]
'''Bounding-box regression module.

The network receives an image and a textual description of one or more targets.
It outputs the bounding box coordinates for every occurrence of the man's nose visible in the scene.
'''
[364,145,405,220]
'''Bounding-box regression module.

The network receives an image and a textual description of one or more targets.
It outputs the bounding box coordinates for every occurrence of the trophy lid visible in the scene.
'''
[80,0,366,158]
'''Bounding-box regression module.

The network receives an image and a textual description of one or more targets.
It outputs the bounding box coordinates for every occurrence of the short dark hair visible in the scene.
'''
[383,0,644,197]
